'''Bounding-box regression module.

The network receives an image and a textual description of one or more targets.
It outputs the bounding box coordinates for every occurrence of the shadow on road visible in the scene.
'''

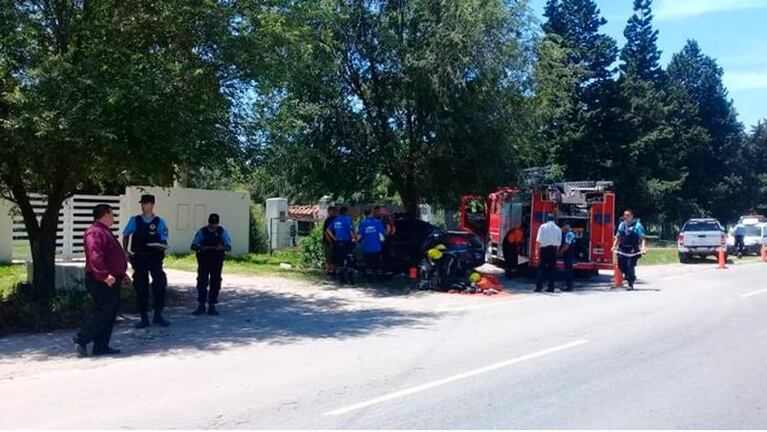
[0,285,439,362]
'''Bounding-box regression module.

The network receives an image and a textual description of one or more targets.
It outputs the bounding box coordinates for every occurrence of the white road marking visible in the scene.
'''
[325,339,589,416]
[741,289,767,298]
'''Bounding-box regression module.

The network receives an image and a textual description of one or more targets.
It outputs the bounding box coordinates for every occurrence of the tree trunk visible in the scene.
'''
[23,200,63,304]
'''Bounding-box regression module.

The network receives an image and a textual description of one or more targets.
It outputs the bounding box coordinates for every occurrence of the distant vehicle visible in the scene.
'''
[385,216,485,275]
[726,219,767,256]
[677,218,726,263]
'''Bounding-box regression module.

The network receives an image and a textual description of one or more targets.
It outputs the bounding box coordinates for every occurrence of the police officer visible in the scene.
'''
[734,222,746,257]
[612,209,648,290]
[191,214,232,316]
[559,223,576,292]
[122,194,170,328]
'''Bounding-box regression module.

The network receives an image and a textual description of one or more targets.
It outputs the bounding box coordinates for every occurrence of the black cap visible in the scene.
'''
[208,213,220,224]
[545,213,555,222]
[139,194,155,204]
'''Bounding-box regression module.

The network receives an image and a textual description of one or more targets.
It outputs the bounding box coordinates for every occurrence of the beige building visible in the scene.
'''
[121,186,250,256]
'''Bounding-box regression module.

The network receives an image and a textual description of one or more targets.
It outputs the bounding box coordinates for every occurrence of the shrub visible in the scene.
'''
[249,204,269,253]
[0,283,91,335]
[299,225,326,270]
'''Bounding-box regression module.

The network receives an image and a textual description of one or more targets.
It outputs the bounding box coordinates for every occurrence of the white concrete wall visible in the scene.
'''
[122,187,250,256]
[0,200,13,263]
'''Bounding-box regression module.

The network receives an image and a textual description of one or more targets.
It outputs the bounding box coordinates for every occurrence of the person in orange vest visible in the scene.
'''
[502,225,525,278]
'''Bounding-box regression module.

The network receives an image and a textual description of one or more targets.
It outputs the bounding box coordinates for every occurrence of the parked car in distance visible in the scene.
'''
[386,216,485,274]
[678,218,726,263]
[726,218,767,256]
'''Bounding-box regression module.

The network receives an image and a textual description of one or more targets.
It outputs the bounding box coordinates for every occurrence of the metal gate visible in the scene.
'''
[12,194,122,261]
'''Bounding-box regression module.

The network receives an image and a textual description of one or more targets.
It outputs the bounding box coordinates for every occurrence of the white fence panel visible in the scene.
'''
[12,194,121,260]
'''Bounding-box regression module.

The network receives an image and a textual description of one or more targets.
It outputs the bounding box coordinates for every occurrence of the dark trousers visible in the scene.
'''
[196,252,224,304]
[536,246,558,291]
[618,253,639,285]
[502,240,519,276]
[334,241,353,268]
[380,239,392,273]
[76,275,121,351]
[132,252,167,315]
[735,235,745,254]
[562,256,574,290]
[363,252,381,280]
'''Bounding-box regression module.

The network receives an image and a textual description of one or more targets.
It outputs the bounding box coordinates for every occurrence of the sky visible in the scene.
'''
[529,0,767,129]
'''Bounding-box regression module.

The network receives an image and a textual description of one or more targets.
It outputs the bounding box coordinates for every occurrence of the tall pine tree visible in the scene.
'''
[614,0,674,225]
[666,40,747,222]
[620,0,662,83]
[541,0,619,181]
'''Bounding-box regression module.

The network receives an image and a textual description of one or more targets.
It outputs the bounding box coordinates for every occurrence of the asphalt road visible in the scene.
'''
[1,262,767,429]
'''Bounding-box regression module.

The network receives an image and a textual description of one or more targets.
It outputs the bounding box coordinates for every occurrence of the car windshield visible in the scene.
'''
[683,221,720,232]
[744,226,761,237]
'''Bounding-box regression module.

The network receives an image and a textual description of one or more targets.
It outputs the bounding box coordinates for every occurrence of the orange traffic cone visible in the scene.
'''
[717,248,727,269]
[761,245,767,262]
[612,261,623,288]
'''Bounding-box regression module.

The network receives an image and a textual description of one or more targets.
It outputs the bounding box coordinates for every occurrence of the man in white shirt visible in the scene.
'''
[536,213,562,292]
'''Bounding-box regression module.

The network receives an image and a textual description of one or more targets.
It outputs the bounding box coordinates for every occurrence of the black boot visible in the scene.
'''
[135,313,150,329]
[93,347,122,356]
[192,303,206,315]
[73,336,88,358]
[207,304,219,316]
[153,313,171,327]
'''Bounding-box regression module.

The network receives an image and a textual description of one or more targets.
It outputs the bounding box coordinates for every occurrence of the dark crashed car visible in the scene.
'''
[385,216,485,274]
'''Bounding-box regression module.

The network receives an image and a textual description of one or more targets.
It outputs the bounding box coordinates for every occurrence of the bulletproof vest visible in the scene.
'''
[200,226,224,248]
[619,221,641,250]
[131,215,162,253]
[561,232,576,258]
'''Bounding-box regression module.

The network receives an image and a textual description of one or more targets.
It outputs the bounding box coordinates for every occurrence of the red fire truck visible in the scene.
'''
[460,181,616,274]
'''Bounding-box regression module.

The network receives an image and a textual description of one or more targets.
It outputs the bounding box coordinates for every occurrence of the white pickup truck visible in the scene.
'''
[678,218,726,263]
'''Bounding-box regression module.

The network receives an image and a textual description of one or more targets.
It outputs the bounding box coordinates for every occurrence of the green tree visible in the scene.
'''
[541,0,619,182]
[666,40,747,222]
[0,0,239,303]
[612,0,672,221]
[248,0,537,213]
[620,0,662,83]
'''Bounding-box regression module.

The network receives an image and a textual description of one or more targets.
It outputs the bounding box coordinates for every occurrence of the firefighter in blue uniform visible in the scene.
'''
[559,222,576,292]
[191,213,232,316]
[122,194,170,328]
[612,209,648,290]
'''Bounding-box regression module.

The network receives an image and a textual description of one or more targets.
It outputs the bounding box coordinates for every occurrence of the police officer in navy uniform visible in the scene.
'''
[612,209,648,290]
[122,194,171,328]
[559,223,576,292]
[191,213,232,316]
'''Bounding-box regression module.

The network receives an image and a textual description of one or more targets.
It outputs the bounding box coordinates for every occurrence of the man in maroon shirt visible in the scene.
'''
[73,204,131,357]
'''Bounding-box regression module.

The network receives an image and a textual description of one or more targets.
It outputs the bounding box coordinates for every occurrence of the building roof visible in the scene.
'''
[288,205,319,222]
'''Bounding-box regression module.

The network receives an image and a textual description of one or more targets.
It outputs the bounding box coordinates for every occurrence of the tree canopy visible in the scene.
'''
[0,0,241,300]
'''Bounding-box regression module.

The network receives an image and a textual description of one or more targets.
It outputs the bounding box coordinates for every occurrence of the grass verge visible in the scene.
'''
[0,264,26,299]
[164,249,323,281]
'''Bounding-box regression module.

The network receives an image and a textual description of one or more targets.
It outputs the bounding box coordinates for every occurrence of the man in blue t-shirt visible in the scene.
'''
[326,206,356,270]
[612,209,648,290]
[358,208,385,281]
[122,194,171,328]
